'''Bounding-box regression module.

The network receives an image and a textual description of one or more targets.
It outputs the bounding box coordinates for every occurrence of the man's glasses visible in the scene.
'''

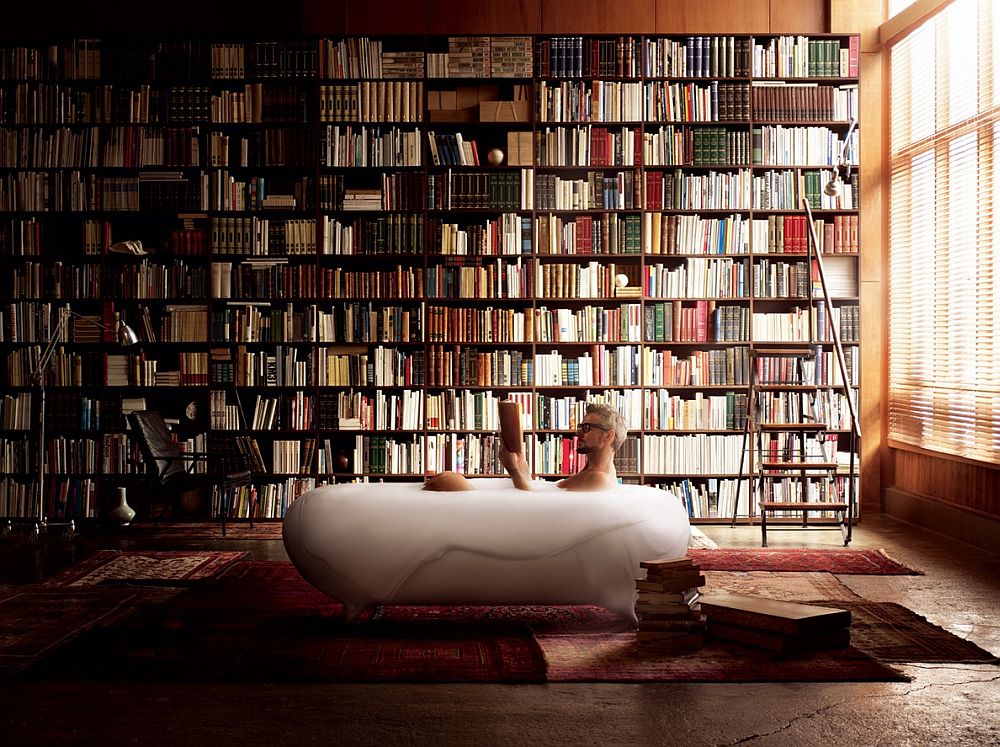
[577,422,612,433]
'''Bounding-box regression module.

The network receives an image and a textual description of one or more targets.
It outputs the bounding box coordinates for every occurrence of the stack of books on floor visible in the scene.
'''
[634,556,706,647]
[699,593,851,653]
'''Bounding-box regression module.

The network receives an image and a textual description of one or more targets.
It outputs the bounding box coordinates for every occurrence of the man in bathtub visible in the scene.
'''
[424,402,625,493]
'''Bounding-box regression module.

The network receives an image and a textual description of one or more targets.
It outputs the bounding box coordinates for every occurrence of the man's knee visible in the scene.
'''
[423,471,474,491]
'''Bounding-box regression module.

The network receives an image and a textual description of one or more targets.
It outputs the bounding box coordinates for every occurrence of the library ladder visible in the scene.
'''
[732,198,861,546]
[742,346,852,546]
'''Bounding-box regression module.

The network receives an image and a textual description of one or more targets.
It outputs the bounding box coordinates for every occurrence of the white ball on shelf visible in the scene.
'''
[487,148,505,166]
[615,273,629,288]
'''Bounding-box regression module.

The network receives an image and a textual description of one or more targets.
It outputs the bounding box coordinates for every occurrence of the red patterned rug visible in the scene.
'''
[25,560,973,683]
[40,550,248,588]
[26,561,544,683]
[688,548,923,575]
[0,588,144,678]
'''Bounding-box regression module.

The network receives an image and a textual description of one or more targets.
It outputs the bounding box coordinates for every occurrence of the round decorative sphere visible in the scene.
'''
[487,148,505,166]
[615,273,629,288]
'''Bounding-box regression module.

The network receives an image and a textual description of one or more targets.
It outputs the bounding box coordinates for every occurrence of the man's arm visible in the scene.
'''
[498,442,535,491]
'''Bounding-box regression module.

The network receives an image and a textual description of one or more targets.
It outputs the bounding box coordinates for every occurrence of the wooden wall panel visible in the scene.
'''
[302,0,347,35]
[831,0,884,52]
[654,0,768,34]
[768,0,827,34]
[859,280,883,512]
[347,0,428,34]
[858,54,885,514]
[893,451,1000,517]
[427,0,541,34]
[542,0,655,33]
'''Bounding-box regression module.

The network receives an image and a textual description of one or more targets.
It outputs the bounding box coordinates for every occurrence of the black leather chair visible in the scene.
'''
[127,410,253,536]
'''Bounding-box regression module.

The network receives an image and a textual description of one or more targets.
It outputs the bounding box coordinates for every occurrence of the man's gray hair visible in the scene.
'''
[586,402,628,450]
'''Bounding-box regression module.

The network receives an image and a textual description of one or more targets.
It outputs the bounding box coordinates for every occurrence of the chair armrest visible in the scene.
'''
[154,452,210,479]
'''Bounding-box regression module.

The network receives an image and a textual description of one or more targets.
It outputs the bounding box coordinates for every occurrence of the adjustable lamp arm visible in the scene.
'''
[824,116,859,197]
[837,116,859,167]
[31,308,139,384]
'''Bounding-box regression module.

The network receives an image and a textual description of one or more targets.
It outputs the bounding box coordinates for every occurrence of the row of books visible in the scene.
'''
[535,125,642,167]
[645,390,749,431]
[319,81,426,123]
[321,124,421,167]
[643,125,752,167]
[752,36,859,79]
[323,214,425,256]
[1,212,846,260]
[0,167,858,214]
[644,257,750,299]
[0,36,858,84]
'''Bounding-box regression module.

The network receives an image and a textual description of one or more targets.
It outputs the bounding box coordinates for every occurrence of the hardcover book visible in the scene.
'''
[698,593,851,636]
[498,399,524,454]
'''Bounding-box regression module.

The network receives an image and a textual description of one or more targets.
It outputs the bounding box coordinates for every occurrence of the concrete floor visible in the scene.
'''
[2,513,998,746]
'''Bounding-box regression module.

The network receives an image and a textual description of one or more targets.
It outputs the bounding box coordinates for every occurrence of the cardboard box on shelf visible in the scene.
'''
[479,99,530,122]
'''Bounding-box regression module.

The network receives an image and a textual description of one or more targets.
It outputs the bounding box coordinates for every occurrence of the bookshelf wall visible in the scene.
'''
[0,33,860,524]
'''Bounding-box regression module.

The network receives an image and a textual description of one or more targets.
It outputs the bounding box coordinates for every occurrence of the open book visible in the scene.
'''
[498,400,524,454]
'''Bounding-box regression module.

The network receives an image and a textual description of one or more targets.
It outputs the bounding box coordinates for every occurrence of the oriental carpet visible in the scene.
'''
[19,560,995,684]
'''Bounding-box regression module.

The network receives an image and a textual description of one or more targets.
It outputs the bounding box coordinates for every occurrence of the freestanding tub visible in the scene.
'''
[282,478,691,623]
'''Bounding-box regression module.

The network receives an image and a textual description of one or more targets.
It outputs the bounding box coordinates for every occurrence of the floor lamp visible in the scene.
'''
[26,306,139,541]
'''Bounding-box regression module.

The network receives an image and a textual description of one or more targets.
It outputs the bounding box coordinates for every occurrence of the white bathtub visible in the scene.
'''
[282,478,691,623]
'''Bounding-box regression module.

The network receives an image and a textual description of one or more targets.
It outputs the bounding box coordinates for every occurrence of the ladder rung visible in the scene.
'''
[761,461,838,470]
[760,501,849,511]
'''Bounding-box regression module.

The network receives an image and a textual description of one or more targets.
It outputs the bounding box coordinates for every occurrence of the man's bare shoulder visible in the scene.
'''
[557,471,618,492]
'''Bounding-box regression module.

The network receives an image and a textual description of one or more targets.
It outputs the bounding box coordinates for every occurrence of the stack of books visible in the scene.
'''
[699,593,851,653]
[634,556,706,646]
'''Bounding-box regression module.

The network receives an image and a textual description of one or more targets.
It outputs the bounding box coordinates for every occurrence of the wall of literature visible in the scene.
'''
[0,34,860,525]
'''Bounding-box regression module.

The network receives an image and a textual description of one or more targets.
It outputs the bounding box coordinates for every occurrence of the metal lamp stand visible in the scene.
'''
[3,307,139,543]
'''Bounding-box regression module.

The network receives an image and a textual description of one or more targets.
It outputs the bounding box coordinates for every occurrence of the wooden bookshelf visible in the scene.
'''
[0,33,860,525]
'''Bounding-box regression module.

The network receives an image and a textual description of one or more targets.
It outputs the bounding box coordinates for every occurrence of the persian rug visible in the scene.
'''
[700,572,995,663]
[19,561,926,684]
[701,570,865,602]
[26,561,545,683]
[1,551,249,678]
[40,550,248,588]
[538,632,904,682]
[802,600,998,663]
[688,547,923,575]
[0,588,144,678]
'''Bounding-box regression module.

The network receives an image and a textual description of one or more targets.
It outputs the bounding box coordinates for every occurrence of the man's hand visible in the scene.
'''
[499,441,534,491]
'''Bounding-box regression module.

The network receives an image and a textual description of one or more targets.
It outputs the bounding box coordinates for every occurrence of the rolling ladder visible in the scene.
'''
[733,198,860,546]
[742,346,852,546]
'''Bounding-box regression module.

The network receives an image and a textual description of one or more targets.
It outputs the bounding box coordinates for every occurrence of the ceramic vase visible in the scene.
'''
[108,486,136,526]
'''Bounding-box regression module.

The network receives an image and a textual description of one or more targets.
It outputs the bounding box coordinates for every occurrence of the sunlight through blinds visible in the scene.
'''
[889,0,1000,465]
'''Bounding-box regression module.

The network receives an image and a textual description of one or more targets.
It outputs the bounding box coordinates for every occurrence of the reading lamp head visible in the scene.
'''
[116,318,140,345]
[824,163,852,197]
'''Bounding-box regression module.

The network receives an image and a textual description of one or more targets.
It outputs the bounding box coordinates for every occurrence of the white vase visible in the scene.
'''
[108,486,136,526]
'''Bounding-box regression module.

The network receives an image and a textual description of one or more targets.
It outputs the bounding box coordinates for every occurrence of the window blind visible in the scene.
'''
[888,0,1000,465]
